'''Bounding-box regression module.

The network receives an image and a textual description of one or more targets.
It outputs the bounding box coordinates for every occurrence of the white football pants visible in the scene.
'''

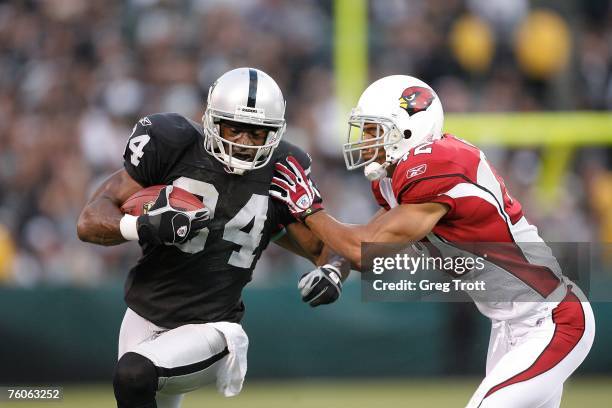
[466,286,595,408]
[118,308,245,408]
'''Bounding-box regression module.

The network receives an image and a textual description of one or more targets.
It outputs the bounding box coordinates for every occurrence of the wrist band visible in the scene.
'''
[120,214,139,241]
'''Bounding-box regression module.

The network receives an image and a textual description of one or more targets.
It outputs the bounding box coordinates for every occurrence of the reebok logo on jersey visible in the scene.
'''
[406,164,427,179]
[139,116,152,126]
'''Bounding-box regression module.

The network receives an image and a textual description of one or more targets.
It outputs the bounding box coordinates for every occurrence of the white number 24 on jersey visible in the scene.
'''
[172,176,268,269]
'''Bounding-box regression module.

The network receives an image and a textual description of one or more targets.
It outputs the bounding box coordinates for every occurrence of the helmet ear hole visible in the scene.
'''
[403,129,412,139]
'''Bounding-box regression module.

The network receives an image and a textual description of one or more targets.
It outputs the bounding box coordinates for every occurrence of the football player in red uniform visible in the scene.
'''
[270,75,595,408]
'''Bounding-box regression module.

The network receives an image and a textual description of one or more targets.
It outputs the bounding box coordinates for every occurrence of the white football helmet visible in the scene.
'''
[203,67,287,175]
[343,75,444,180]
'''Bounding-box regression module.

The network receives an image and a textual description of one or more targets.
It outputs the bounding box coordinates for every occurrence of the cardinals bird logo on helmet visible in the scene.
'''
[398,86,435,116]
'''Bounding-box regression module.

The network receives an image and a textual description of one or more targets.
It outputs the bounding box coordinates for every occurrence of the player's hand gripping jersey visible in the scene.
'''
[372,134,567,320]
[123,113,310,328]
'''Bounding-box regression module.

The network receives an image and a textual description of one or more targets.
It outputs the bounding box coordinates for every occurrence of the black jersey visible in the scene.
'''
[122,112,310,328]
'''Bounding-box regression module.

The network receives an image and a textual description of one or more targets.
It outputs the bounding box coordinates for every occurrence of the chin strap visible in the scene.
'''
[224,165,246,176]
[364,161,391,181]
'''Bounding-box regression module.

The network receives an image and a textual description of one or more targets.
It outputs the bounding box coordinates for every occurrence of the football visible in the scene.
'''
[120,185,204,216]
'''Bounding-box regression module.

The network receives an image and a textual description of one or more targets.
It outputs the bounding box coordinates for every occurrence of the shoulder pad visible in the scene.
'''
[144,113,201,148]
[391,137,481,204]
[393,137,480,186]
[123,113,201,186]
[273,140,312,172]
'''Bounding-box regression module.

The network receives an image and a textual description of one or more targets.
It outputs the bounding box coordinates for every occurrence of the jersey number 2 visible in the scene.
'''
[172,177,267,269]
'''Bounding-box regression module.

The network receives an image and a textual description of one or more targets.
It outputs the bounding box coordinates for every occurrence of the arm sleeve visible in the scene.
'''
[268,198,297,237]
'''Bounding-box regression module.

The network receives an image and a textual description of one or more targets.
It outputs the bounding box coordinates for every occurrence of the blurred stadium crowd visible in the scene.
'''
[0,0,610,286]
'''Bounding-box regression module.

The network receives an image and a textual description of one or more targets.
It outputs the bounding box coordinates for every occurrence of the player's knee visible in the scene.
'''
[113,352,158,407]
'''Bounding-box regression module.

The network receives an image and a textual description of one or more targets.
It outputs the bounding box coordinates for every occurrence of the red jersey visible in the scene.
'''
[371,135,566,320]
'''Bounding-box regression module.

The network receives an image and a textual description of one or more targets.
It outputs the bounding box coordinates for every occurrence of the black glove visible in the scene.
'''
[136,186,210,246]
[298,264,342,307]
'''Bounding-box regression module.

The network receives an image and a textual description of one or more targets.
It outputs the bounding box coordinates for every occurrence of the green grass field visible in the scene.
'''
[3,378,611,407]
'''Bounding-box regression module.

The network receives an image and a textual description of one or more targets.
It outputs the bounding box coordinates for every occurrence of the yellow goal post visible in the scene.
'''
[334,0,612,208]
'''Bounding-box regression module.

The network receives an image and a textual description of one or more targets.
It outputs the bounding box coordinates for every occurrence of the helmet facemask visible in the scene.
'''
[202,67,287,175]
[203,106,286,175]
[343,113,403,171]
[342,75,445,179]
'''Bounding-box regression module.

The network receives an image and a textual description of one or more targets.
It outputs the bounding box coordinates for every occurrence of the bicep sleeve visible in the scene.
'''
[268,198,297,238]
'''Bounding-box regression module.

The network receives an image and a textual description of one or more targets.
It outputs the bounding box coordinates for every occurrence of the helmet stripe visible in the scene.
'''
[247,68,258,107]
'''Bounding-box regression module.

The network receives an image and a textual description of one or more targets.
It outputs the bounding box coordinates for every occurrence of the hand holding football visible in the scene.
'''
[120,185,204,216]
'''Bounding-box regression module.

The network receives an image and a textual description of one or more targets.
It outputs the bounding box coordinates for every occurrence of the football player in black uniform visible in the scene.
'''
[77,68,347,408]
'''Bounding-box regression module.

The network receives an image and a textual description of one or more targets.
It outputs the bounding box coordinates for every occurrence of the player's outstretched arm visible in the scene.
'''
[276,222,352,275]
[269,156,448,270]
[272,221,352,307]
[305,203,448,269]
[77,169,143,246]
[289,208,389,307]
[282,223,352,307]
[273,222,323,264]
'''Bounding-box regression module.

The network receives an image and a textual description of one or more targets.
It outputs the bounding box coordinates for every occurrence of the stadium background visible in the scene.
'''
[0,0,611,407]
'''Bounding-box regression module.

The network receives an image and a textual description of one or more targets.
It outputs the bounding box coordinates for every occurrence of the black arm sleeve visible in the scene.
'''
[268,198,297,236]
